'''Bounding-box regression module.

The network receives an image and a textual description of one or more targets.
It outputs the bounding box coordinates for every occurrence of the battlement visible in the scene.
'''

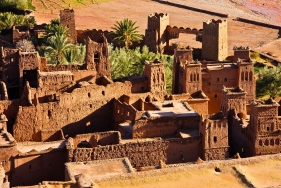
[233,46,250,51]
[222,86,247,95]
[60,9,74,14]
[148,13,169,19]
[251,98,280,107]
[204,19,227,25]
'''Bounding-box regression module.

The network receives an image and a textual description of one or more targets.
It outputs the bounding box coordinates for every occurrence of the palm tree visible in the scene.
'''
[46,32,73,65]
[111,18,143,50]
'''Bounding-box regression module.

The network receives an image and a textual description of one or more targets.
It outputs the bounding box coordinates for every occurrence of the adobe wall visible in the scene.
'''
[60,9,76,44]
[13,82,132,141]
[38,72,74,92]
[0,100,20,133]
[76,29,114,44]
[202,66,238,114]
[133,115,200,139]
[255,135,281,155]
[230,117,255,157]
[68,137,202,168]
[12,26,30,46]
[72,131,120,148]
[186,99,208,115]
[40,129,64,142]
[113,99,142,130]
[0,144,17,179]
[11,149,67,187]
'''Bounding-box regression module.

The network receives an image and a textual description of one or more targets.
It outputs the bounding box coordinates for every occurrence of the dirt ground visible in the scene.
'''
[33,0,280,59]
[95,159,281,188]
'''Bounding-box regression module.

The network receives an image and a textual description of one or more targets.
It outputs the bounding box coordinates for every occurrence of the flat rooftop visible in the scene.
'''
[17,140,66,153]
[147,101,199,118]
[66,158,134,182]
[39,71,73,77]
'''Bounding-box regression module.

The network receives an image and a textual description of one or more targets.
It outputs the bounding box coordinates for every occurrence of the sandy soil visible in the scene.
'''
[96,158,281,188]
[33,0,280,57]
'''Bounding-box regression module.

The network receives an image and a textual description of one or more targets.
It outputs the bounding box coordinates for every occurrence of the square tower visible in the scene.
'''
[201,19,228,61]
[172,47,194,94]
[221,86,247,118]
[144,59,166,94]
[85,35,111,80]
[201,112,229,160]
[233,46,250,62]
[237,59,255,102]
[144,13,169,53]
[60,9,77,44]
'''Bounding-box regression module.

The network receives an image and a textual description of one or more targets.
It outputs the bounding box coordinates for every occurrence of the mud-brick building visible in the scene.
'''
[172,46,255,114]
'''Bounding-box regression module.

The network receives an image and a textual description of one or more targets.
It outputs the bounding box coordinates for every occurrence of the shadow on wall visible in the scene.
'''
[10,150,67,187]
[61,99,114,138]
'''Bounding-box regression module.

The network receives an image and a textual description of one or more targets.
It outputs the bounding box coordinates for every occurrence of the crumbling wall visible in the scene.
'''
[68,137,202,168]
[133,115,200,139]
[12,26,30,46]
[72,131,120,148]
[13,82,131,141]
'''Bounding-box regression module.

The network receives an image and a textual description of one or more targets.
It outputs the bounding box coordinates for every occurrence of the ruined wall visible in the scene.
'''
[1,48,20,99]
[72,131,120,148]
[19,51,40,89]
[133,115,200,139]
[76,29,114,44]
[85,37,111,79]
[0,144,17,179]
[13,82,132,141]
[113,99,141,130]
[38,71,74,92]
[68,137,202,168]
[11,149,67,187]
[12,26,30,46]
[129,76,149,93]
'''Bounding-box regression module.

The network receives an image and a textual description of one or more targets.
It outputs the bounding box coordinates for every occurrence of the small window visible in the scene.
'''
[214,94,217,98]
[102,91,105,96]
[141,86,144,91]
[209,82,211,85]
[217,78,219,82]
[29,165,31,169]
[267,127,270,131]
[10,57,14,63]
[214,136,217,143]
[88,92,91,98]
[224,78,227,82]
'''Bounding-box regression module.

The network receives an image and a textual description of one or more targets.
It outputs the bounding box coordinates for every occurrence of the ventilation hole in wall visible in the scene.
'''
[213,136,217,143]
[89,104,92,108]
[102,91,105,96]
[48,110,51,118]
[88,92,91,98]
[215,167,221,172]
[267,127,269,131]
[214,94,217,98]
[29,165,31,169]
